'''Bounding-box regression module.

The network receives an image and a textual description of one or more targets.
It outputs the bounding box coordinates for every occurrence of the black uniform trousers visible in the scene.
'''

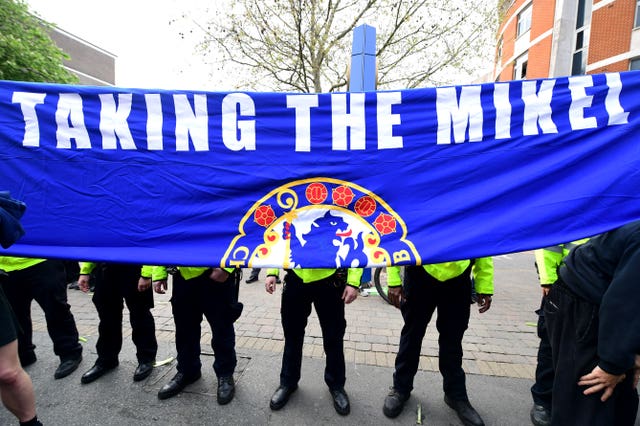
[531,295,553,410]
[171,270,237,379]
[0,282,18,347]
[393,265,471,401]
[1,259,81,362]
[92,263,157,367]
[545,279,638,426]
[279,271,346,391]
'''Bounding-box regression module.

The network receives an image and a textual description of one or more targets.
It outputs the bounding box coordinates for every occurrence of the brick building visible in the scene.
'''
[494,0,640,80]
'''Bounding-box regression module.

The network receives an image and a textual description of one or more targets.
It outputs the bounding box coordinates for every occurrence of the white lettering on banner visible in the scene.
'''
[332,93,366,150]
[11,92,45,147]
[7,72,631,151]
[145,94,163,150]
[436,76,629,144]
[568,76,597,130]
[222,93,256,151]
[175,94,208,151]
[99,94,136,150]
[522,80,557,136]
[494,83,511,139]
[605,73,629,125]
[56,93,91,149]
[286,94,318,152]
[377,92,403,149]
[436,85,483,144]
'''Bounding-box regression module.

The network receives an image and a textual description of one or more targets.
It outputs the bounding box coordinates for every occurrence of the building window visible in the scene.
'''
[513,53,528,80]
[572,30,586,75]
[497,36,503,65]
[517,4,532,37]
[576,0,586,28]
[571,0,588,75]
[572,51,585,75]
[631,58,640,70]
[636,0,640,28]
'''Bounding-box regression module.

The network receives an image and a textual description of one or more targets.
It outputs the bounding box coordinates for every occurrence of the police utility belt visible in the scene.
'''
[285,268,348,287]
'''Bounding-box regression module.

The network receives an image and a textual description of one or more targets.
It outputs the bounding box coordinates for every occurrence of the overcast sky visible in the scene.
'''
[27,0,223,91]
[26,1,495,91]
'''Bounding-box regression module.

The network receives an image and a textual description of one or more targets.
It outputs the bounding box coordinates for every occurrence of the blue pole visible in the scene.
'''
[349,24,376,91]
[350,25,376,284]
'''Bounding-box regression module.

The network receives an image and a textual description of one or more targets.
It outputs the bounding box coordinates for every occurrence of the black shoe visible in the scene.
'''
[133,362,154,382]
[444,395,484,426]
[330,388,350,416]
[81,362,118,384]
[383,387,409,418]
[245,276,259,283]
[158,372,201,400]
[217,376,235,405]
[269,385,298,410]
[275,278,281,284]
[20,352,37,368]
[54,355,82,379]
[530,404,551,426]
[68,281,79,290]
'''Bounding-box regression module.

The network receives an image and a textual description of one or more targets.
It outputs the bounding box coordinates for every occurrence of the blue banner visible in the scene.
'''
[0,71,639,267]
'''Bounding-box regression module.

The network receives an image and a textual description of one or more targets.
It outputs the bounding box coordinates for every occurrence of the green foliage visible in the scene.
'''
[0,0,78,83]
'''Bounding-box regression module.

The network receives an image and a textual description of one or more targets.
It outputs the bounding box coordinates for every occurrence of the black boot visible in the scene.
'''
[217,376,235,405]
[133,362,154,382]
[383,387,409,418]
[157,372,201,400]
[269,385,298,410]
[330,388,350,415]
[54,355,82,379]
[81,362,118,384]
[444,395,484,426]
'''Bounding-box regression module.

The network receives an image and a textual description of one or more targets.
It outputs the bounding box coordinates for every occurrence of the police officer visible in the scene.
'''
[265,267,361,416]
[153,266,241,405]
[382,259,493,426]
[77,263,158,383]
[0,257,82,379]
[530,239,588,426]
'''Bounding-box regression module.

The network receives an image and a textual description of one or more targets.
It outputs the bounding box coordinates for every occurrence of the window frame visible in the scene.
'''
[571,0,588,75]
[513,53,529,80]
[517,4,533,38]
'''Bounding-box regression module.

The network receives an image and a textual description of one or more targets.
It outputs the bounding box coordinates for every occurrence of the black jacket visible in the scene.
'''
[0,191,26,248]
[559,220,640,374]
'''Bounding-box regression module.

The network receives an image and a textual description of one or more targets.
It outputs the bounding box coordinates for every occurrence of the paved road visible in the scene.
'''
[3,252,637,424]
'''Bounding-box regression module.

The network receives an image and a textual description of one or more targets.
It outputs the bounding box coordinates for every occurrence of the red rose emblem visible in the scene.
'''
[354,196,376,217]
[373,213,397,235]
[306,182,328,204]
[254,205,276,227]
[332,185,355,207]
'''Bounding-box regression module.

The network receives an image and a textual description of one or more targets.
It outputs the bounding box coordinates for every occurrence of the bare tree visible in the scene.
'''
[184,0,497,92]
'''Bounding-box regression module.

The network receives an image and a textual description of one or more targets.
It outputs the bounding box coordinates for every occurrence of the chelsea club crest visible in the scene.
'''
[222,177,420,269]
